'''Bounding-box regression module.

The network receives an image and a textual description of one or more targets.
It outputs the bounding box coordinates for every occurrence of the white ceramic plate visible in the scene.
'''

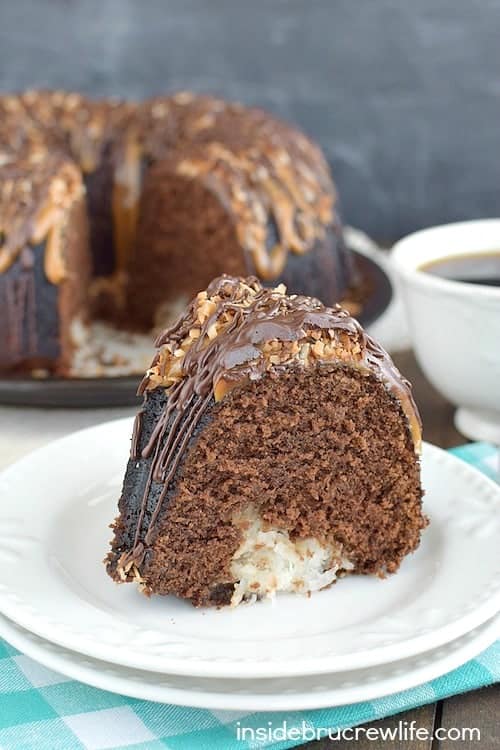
[0,418,499,679]
[0,611,498,711]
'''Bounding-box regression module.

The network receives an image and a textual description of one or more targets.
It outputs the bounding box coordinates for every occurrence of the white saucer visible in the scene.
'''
[0,418,499,679]
[455,407,500,447]
[0,611,497,711]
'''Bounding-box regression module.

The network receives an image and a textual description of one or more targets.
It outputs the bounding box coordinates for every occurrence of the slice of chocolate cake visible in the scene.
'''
[106,275,425,607]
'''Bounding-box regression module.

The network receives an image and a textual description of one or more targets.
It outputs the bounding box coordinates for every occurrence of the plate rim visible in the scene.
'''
[0,418,499,678]
[0,610,497,711]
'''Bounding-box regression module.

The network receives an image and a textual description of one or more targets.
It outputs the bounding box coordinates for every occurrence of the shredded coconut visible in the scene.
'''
[69,319,154,377]
[68,296,189,378]
[230,507,353,606]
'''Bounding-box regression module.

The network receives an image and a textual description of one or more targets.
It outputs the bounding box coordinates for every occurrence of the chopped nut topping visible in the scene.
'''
[144,279,365,398]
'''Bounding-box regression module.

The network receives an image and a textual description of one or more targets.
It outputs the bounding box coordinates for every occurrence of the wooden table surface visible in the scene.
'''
[306,351,499,750]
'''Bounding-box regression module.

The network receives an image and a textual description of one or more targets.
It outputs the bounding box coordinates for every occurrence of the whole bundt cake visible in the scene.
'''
[0,90,357,376]
[106,275,425,608]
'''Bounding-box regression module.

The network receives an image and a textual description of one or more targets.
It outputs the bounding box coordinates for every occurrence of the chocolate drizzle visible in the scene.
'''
[119,275,421,573]
[130,408,145,460]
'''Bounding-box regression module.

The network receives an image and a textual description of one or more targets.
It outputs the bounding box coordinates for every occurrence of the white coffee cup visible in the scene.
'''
[391,220,500,444]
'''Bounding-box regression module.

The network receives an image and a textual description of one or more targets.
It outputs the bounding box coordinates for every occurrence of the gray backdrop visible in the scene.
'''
[1,0,499,240]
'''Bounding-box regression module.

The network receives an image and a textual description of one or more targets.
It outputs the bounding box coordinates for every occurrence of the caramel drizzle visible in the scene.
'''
[0,212,67,284]
[118,276,422,574]
[112,130,142,271]
[0,90,129,279]
[176,141,334,281]
[0,161,81,282]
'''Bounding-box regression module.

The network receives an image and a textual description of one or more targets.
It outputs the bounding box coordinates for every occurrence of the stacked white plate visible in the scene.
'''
[0,418,499,711]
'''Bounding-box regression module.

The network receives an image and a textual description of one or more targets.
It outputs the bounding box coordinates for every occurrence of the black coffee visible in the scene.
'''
[420,252,500,287]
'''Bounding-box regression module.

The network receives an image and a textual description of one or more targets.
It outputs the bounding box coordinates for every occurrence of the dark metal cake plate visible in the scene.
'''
[0,248,392,408]
[351,248,393,327]
[0,375,142,408]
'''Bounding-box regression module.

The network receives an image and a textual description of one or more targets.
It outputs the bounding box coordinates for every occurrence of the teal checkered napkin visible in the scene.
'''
[0,443,498,750]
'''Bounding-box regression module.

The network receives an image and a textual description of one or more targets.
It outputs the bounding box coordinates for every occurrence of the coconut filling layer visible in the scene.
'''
[228,508,353,606]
